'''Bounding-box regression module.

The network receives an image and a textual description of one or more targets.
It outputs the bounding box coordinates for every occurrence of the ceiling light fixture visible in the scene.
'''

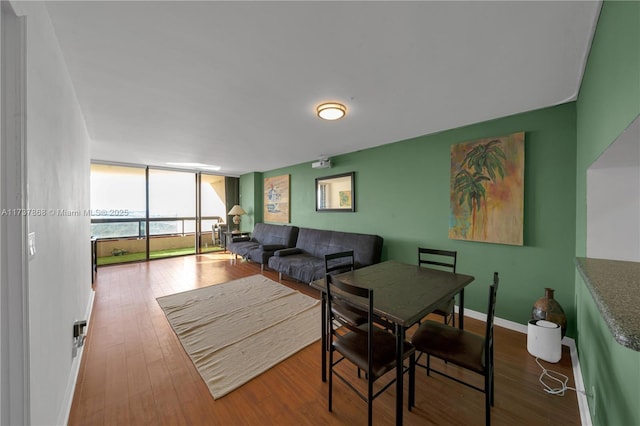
[316,102,346,121]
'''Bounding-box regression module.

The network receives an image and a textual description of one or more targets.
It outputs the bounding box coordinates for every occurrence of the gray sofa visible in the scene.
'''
[227,223,299,269]
[267,227,383,283]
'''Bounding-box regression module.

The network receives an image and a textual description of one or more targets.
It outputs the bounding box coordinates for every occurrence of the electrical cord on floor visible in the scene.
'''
[535,357,586,397]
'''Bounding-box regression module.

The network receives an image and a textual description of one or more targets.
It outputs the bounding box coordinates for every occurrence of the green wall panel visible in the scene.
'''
[576,0,640,257]
[575,1,640,424]
[245,103,578,335]
[576,282,640,425]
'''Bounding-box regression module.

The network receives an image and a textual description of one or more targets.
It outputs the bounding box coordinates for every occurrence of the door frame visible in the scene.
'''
[0,1,29,424]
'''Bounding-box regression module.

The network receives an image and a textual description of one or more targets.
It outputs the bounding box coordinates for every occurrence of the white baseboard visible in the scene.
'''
[58,289,95,426]
[457,306,591,426]
[563,338,592,426]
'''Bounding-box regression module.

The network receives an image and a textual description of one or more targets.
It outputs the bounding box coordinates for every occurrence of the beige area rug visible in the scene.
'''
[157,275,321,399]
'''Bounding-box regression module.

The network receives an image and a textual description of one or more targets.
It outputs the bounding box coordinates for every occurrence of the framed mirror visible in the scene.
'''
[315,172,355,212]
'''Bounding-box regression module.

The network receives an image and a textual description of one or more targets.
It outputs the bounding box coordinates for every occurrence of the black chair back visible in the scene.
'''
[324,250,355,276]
[418,247,458,325]
[326,273,371,335]
[485,272,500,374]
[418,247,457,272]
[326,274,375,386]
[324,251,367,327]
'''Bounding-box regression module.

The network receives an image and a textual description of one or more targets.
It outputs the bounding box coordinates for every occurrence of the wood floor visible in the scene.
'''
[69,253,581,425]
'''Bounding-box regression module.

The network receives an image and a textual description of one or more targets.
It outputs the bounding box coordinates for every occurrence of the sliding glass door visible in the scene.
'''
[200,174,227,253]
[90,163,234,265]
[90,164,147,264]
[148,168,197,259]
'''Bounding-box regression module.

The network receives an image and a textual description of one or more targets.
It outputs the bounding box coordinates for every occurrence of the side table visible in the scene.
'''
[222,231,251,251]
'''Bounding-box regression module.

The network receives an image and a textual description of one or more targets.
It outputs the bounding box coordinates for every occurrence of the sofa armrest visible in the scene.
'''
[231,236,251,243]
[274,247,302,257]
[260,244,286,251]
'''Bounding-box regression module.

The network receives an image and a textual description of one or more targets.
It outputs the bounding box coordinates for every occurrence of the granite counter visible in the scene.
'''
[575,257,640,351]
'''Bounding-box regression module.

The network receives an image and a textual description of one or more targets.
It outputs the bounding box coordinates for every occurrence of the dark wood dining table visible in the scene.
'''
[310,260,475,426]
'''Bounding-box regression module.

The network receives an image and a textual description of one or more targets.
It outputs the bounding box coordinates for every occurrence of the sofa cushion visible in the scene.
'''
[295,228,383,268]
[247,245,284,266]
[245,243,287,265]
[268,253,326,284]
[228,240,259,258]
[251,223,299,247]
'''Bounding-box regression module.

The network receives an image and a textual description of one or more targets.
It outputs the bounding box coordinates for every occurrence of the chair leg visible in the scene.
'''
[485,391,491,426]
[408,353,416,410]
[426,354,431,376]
[328,350,333,412]
[485,368,492,426]
[486,392,491,426]
[491,367,495,406]
[367,373,373,426]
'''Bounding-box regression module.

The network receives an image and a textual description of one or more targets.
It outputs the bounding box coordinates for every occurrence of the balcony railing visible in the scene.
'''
[91,215,223,238]
[91,216,225,264]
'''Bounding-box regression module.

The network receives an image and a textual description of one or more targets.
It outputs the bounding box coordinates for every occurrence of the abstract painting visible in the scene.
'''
[449,132,525,245]
[264,174,290,223]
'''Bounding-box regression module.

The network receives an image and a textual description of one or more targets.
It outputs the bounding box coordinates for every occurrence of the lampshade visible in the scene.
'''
[228,205,246,230]
[316,102,346,120]
[227,205,246,216]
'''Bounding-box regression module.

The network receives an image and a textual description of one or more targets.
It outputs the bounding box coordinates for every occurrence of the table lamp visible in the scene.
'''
[227,205,246,232]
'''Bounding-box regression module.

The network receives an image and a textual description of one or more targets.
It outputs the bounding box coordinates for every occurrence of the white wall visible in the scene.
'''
[587,115,640,262]
[17,2,93,424]
[587,166,640,261]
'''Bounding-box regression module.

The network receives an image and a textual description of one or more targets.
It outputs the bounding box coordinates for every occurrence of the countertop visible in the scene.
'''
[575,257,640,351]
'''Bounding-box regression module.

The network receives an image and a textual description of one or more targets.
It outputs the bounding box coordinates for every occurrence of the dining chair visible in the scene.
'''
[327,274,416,426]
[418,247,457,326]
[410,272,499,426]
[211,217,225,246]
[211,223,220,246]
[324,251,367,327]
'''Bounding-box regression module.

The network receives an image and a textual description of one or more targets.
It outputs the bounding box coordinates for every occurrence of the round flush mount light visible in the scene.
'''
[316,102,347,120]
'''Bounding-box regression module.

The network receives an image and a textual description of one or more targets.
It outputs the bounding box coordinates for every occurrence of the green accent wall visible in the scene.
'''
[575,1,640,425]
[244,103,578,335]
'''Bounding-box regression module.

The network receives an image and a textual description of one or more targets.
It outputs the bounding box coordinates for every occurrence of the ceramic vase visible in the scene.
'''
[531,287,567,337]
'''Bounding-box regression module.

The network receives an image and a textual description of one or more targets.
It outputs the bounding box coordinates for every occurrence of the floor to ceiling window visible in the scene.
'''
[90,163,231,265]
[200,173,227,253]
[148,168,197,259]
[91,164,147,263]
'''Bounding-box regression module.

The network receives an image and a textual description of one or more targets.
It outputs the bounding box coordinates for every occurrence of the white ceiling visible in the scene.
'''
[46,1,601,176]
